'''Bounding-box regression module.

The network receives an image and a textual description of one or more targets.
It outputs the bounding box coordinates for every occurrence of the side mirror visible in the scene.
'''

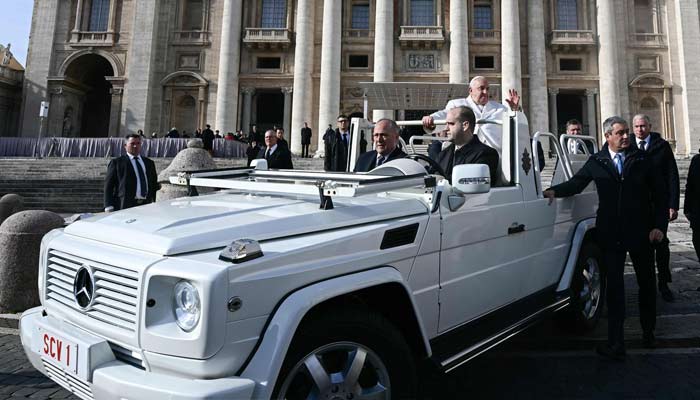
[251,159,268,170]
[452,164,491,194]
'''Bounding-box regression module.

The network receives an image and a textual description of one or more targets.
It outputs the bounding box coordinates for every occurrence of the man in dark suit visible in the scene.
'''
[325,115,350,172]
[565,119,596,155]
[436,106,498,183]
[276,128,289,150]
[257,129,293,169]
[301,122,312,158]
[353,119,406,172]
[201,124,215,155]
[104,134,158,212]
[684,151,700,262]
[631,114,680,302]
[544,116,667,359]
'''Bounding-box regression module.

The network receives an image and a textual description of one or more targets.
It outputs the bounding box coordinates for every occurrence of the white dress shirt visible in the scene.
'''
[128,154,148,200]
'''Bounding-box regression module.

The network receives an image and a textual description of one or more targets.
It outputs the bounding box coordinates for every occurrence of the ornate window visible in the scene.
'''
[183,0,204,30]
[351,4,370,29]
[634,0,654,33]
[410,0,435,26]
[88,0,110,31]
[473,3,493,30]
[556,0,578,30]
[261,0,286,28]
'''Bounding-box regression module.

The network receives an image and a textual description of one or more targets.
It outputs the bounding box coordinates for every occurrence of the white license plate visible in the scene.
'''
[37,327,79,375]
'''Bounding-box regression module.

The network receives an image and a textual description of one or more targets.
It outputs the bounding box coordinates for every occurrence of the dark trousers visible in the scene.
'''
[603,245,656,348]
[652,235,672,284]
[693,227,700,262]
[302,144,310,158]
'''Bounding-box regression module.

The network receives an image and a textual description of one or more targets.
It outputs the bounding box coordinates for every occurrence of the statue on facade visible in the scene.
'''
[1,43,12,65]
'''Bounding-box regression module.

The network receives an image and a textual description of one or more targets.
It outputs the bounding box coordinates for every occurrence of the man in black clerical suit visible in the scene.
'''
[544,116,667,359]
[630,114,680,302]
[301,122,312,158]
[276,128,289,150]
[104,134,158,212]
[257,129,293,169]
[353,119,406,172]
[436,106,498,183]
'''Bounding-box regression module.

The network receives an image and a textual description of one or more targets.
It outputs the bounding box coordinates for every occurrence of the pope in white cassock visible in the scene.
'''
[421,76,521,153]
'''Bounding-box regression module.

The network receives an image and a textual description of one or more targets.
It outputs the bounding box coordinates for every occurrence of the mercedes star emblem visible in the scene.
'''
[73,265,95,310]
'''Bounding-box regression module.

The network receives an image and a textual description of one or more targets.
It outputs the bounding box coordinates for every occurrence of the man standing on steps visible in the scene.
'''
[325,115,351,172]
[104,134,158,212]
[301,122,312,158]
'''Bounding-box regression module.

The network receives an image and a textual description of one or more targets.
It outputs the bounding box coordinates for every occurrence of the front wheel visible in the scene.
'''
[561,241,606,332]
[273,307,417,400]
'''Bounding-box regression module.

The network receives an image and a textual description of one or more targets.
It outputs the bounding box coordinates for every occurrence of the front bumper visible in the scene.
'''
[20,307,256,400]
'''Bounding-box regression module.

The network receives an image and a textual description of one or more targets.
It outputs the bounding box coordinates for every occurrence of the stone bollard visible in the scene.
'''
[0,194,25,226]
[0,210,64,313]
[156,138,217,201]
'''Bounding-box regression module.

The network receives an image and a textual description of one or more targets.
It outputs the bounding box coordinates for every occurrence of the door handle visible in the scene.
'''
[508,223,525,235]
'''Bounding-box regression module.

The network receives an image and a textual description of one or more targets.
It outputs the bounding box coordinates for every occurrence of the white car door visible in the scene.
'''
[437,185,529,332]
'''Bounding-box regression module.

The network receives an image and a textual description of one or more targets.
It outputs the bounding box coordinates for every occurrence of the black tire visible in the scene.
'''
[272,306,417,400]
[561,241,606,332]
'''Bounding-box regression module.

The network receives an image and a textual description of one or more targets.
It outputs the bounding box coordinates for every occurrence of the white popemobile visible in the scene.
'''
[20,104,602,399]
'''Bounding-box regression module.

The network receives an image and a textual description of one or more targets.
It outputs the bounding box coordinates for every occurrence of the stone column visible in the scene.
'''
[198,86,207,130]
[121,0,162,135]
[214,0,243,134]
[373,0,395,121]
[107,0,118,43]
[585,88,598,137]
[527,0,549,151]
[19,0,60,137]
[290,0,315,155]
[282,87,293,139]
[596,0,621,124]
[317,0,342,155]
[548,88,559,134]
[663,86,676,148]
[501,0,522,98]
[672,0,700,155]
[449,0,469,84]
[71,0,84,41]
[108,86,124,137]
[240,87,255,135]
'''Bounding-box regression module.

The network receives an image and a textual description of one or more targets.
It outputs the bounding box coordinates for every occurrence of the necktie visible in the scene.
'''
[265,148,270,160]
[343,134,348,146]
[133,157,148,198]
[376,156,386,166]
[639,141,646,151]
[614,153,623,176]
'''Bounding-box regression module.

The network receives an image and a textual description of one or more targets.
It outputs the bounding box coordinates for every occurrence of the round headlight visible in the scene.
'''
[173,280,201,332]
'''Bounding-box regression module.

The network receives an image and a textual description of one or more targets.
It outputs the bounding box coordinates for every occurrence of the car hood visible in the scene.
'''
[65,191,429,255]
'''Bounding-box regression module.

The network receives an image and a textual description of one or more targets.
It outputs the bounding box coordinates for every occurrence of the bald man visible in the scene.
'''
[354,119,406,172]
[422,76,520,153]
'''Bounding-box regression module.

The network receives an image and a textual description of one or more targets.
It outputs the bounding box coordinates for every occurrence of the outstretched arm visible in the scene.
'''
[505,89,520,111]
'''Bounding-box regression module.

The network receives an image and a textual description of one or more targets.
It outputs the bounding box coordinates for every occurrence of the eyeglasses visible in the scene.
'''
[337,119,349,123]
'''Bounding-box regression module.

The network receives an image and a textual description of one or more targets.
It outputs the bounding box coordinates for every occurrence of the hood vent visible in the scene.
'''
[380,223,419,250]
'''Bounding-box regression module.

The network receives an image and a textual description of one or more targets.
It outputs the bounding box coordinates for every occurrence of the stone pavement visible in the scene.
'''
[0,219,698,399]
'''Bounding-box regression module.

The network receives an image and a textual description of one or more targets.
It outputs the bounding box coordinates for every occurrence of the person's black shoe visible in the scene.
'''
[659,282,675,302]
[642,332,657,349]
[596,344,626,361]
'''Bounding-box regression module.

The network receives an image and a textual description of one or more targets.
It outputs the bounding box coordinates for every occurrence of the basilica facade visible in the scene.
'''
[19,0,700,155]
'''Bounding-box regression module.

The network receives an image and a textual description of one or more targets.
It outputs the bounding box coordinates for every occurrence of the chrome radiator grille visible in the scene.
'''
[42,360,94,400]
[46,249,140,332]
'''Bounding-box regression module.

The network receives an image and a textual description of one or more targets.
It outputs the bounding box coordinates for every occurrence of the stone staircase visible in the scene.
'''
[0,156,693,214]
[0,157,325,214]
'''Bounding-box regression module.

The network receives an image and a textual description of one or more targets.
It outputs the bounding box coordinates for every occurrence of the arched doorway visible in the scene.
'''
[64,54,114,137]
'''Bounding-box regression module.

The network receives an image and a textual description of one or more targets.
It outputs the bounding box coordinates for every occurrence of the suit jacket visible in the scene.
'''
[301,127,312,145]
[431,97,508,153]
[549,147,668,250]
[436,135,499,183]
[257,145,293,169]
[353,147,407,172]
[630,132,680,210]
[324,129,349,172]
[104,155,158,211]
[684,154,700,228]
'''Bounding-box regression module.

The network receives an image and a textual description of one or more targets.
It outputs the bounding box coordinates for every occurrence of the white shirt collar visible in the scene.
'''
[638,136,650,147]
[608,148,625,162]
[127,153,140,160]
[268,144,278,154]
